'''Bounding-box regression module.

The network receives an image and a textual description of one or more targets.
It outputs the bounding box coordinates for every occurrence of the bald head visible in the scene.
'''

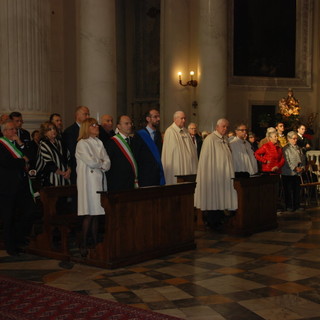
[215,118,229,136]
[75,106,90,124]
[100,114,113,132]
[173,111,186,128]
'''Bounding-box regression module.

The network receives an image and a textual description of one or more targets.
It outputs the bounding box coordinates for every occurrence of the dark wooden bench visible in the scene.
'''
[28,185,78,261]
[28,183,196,268]
[176,174,279,235]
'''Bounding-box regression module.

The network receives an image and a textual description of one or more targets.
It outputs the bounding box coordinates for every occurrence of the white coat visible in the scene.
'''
[229,137,258,175]
[76,137,111,216]
[161,123,198,185]
[194,131,237,211]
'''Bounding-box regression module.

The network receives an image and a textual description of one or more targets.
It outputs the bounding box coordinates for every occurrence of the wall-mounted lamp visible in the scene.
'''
[178,71,198,87]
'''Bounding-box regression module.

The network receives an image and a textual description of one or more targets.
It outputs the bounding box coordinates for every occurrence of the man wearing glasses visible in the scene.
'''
[229,124,258,176]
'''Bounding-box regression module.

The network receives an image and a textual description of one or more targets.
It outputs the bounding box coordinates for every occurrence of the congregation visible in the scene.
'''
[0,108,314,257]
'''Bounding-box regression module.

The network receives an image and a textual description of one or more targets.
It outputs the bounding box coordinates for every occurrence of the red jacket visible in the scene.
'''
[254,142,285,173]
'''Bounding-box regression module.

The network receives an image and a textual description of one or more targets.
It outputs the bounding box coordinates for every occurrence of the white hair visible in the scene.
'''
[173,111,185,120]
[216,118,229,126]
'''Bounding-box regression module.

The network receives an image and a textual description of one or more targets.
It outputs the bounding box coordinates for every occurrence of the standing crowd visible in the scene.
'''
[0,108,313,255]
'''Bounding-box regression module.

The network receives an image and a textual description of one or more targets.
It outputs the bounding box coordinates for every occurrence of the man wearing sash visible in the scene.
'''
[0,120,36,255]
[161,111,198,185]
[133,109,165,187]
[106,115,138,191]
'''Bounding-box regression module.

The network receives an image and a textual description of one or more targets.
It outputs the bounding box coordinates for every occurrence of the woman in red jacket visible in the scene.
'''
[255,131,285,173]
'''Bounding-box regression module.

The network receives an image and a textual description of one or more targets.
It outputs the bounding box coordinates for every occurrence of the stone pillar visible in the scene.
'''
[0,0,51,131]
[198,0,228,131]
[160,0,193,129]
[76,0,117,122]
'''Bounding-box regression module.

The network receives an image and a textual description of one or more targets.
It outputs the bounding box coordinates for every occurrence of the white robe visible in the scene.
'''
[229,137,258,175]
[76,137,111,216]
[194,131,237,211]
[161,123,198,185]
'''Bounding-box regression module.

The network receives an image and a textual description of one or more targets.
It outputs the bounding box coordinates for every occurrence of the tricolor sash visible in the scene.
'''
[0,137,35,198]
[137,129,166,185]
[0,137,24,158]
[111,134,139,188]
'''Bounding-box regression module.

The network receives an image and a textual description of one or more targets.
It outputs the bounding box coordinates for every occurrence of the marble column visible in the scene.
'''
[198,0,228,131]
[76,0,117,122]
[0,0,51,131]
[160,0,194,129]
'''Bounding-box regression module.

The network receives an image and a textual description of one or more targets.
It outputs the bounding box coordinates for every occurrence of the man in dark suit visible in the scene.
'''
[297,124,311,154]
[50,113,63,139]
[62,106,90,184]
[106,115,137,191]
[99,114,115,148]
[188,122,203,158]
[9,112,32,158]
[133,109,165,187]
[0,120,36,255]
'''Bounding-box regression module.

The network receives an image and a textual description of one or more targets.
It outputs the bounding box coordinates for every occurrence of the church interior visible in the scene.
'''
[1,0,320,319]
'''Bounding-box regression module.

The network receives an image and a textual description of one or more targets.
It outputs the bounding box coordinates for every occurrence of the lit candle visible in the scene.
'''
[190,71,194,81]
[178,72,182,81]
[96,112,100,122]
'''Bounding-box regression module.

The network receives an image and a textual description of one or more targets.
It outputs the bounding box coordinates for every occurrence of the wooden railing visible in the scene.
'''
[28,183,196,268]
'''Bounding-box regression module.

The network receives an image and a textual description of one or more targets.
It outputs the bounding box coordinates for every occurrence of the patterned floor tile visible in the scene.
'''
[177,283,216,297]
[105,286,130,293]
[211,302,265,320]
[230,242,288,255]
[214,267,245,275]
[259,255,290,263]
[195,275,265,294]
[3,206,320,319]
[270,282,313,293]
[196,294,234,305]
[163,277,190,285]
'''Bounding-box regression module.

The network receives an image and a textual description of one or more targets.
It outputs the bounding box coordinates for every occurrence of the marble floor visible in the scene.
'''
[2,208,320,320]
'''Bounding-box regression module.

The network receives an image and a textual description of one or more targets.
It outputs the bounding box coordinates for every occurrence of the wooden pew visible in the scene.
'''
[176,174,279,235]
[28,183,196,269]
[228,175,279,235]
[28,185,78,261]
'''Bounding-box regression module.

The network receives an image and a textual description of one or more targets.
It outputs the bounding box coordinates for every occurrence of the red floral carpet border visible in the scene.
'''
[0,275,182,320]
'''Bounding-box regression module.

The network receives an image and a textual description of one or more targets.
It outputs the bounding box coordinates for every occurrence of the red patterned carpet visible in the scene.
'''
[0,275,181,320]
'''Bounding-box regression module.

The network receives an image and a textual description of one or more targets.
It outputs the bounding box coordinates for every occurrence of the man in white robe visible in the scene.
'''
[229,124,258,176]
[194,118,237,230]
[161,111,198,184]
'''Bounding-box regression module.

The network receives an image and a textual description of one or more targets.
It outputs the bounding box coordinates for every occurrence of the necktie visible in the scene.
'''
[192,136,195,144]
[125,137,130,145]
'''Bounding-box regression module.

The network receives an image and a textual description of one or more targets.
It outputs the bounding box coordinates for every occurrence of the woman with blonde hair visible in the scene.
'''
[75,118,110,256]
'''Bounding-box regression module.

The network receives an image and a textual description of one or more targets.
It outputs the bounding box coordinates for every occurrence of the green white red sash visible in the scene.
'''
[111,134,139,188]
[0,137,24,158]
[0,137,35,198]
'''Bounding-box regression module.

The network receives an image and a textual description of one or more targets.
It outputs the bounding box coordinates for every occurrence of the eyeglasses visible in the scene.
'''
[90,123,99,128]
[237,129,247,132]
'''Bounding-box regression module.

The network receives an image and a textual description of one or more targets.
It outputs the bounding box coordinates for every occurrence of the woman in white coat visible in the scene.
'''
[76,118,111,256]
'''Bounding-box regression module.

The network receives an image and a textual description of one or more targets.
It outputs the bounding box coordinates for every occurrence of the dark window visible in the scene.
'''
[233,0,296,78]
